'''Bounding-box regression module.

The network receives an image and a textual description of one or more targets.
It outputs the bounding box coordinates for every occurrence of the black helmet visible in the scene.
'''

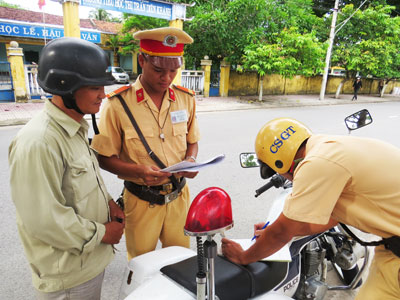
[38,37,115,134]
[38,37,114,110]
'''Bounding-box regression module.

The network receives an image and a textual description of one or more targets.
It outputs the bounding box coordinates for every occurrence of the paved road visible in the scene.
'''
[2,100,400,299]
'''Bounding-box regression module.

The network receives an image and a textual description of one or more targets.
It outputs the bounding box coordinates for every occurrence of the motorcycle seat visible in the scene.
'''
[161,255,288,300]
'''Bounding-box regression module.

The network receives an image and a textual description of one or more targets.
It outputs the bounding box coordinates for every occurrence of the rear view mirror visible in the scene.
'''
[344,109,373,131]
[239,152,259,168]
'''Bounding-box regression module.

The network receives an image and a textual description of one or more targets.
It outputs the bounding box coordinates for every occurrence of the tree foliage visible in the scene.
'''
[184,0,323,69]
[105,35,122,66]
[89,9,110,21]
[88,8,120,22]
[331,4,400,81]
[122,14,168,32]
[119,13,169,55]
[312,0,400,17]
[111,0,400,86]
[0,0,21,9]
[184,0,269,68]
[118,32,140,55]
[243,27,325,99]
[243,28,326,78]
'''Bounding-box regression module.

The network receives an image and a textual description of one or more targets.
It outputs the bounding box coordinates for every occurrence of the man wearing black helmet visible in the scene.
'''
[8,37,125,299]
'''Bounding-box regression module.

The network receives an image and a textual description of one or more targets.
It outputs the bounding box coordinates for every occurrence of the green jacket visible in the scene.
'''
[9,100,114,292]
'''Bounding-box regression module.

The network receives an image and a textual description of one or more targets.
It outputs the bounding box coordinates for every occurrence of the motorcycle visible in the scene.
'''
[118,110,372,300]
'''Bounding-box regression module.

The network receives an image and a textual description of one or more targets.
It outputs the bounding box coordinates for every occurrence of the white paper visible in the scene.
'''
[160,154,225,173]
[231,238,292,262]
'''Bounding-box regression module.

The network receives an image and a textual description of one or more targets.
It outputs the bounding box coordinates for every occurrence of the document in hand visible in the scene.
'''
[160,154,225,173]
[230,239,292,262]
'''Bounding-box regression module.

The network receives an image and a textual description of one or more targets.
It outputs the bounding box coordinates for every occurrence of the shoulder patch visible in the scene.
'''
[106,84,131,99]
[173,84,195,96]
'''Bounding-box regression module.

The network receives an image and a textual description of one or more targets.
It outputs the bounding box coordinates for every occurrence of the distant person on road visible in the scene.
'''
[378,79,384,95]
[352,77,362,101]
[8,37,125,300]
[91,27,200,260]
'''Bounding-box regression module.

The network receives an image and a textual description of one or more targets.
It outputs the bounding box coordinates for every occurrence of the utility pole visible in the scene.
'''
[62,0,81,38]
[50,0,81,38]
[319,0,340,100]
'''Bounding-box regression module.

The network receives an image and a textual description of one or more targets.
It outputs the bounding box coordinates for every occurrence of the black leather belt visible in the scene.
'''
[124,178,186,205]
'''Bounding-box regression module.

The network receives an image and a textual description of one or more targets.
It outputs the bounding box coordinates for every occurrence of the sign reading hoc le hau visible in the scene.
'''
[0,22,101,43]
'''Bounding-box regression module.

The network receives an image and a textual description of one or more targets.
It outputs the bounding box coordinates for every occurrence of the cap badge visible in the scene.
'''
[163,35,178,48]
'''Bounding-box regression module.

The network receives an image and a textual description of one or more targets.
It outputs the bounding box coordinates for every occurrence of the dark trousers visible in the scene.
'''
[352,88,360,100]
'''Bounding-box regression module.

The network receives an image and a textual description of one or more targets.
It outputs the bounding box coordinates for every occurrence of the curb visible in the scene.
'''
[1,95,400,126]
[195,97,400,113]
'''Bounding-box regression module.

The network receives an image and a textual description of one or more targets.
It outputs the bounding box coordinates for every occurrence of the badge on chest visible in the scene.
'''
[171,110,188,124]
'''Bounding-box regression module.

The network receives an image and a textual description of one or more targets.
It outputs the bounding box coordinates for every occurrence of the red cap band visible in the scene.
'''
[140,39,184,57]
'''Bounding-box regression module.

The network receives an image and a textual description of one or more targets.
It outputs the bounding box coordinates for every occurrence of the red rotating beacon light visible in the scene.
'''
[184,187,233,236]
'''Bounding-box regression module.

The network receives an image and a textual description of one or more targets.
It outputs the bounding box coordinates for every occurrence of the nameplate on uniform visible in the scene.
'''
[171,110,188,123]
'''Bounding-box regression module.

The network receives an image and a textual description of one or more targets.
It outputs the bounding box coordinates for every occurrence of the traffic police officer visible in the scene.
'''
[222,118,400,300]
[91,27,200,260]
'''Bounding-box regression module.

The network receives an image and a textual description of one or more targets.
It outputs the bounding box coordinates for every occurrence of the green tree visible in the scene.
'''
[240,153,259,167]
[88,8,122,22]
[185,0,270,68]
[118,0,324,75]
[118,32,140,56]
[0,0,21,8]
[122,14,168,32]
[312,0,400,17]
[94,0,400,99]
[331,4,400,97]
[243,28,325,100]
[106,35,122,66]
[119,13,168,56]
[185,0,322,69]
[386,0,400,16]
[89,8,111,21]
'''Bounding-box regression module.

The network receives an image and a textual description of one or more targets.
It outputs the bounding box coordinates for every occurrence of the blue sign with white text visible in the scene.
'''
[80,0,173,20]
[0,22,101,43]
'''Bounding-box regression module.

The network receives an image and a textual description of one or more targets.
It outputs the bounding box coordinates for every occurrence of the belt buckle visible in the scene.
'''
[162,182,174,194]
[165,190,179,204]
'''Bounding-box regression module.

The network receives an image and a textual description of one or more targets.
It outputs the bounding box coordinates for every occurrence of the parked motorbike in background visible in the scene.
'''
[118,110,373,300]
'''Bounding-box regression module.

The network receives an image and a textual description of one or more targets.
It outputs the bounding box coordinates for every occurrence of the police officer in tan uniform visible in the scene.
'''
[222,118,400,300]
[91,27,200,260]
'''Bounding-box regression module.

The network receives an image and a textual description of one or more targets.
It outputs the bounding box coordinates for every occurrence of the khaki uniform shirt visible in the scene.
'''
[8,100,114,292]
[284,134,400,238]
[91,77,200,185]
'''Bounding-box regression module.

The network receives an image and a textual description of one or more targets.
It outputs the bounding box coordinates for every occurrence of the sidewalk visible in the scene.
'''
[1,93,400,126]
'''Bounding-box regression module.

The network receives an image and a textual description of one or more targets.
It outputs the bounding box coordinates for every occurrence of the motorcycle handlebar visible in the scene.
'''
[255,174,286,197]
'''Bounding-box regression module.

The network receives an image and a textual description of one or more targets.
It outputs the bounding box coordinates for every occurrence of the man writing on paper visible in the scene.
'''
[91,27,200,260]
[222,117,400,300]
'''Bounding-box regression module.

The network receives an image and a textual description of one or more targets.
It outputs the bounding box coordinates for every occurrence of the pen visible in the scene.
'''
[251,221,270,241]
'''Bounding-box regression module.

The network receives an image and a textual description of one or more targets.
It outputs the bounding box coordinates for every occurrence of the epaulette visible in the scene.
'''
[173,84,195,96]
[106,84,131,99]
